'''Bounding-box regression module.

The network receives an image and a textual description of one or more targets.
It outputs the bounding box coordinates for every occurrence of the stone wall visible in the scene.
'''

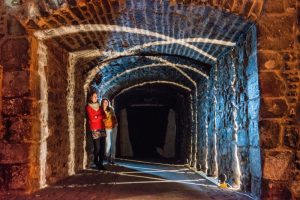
[196,80,209,173]
[0,3,33,193]
[43,41,70,184]
[205,26,261,197]
[257,0,300,199]
[73,60,88,172]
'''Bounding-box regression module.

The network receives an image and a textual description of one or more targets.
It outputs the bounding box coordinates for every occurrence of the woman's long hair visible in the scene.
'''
[100,97,112,112]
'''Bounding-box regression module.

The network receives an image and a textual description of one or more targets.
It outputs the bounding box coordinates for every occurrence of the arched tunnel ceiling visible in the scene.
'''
[99,64,194,98]
[12,0,254,66]
[98,55,208,84]
[85,54,210,92]
[8,0,257,101]
[88,54,213,98]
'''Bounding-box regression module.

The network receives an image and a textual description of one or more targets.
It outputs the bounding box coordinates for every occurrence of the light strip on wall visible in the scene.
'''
[230,60,241,187]
[37,42,49,189]
[67,55,76,176]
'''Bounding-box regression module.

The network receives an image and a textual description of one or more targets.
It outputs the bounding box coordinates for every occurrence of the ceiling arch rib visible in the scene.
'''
[107,81,192,100]
[99,63,198,92]
[84,54,208,92]
[99,66,195,98]
[71,36,235,65]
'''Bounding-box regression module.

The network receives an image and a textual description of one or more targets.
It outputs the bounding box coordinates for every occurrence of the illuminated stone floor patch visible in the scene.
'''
[2,159,253,200]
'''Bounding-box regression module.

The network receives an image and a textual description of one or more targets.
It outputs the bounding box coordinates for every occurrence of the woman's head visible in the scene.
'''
[101,98,111,110]
[88,92,98,103]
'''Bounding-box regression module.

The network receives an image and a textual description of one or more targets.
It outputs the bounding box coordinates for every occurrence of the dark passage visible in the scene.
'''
[127,106,169,158]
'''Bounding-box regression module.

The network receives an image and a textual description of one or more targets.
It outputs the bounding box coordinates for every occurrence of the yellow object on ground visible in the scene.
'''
[218,182,229,189]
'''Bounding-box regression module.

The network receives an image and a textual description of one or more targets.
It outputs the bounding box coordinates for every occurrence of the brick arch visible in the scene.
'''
[100,67,195,98]
[83,54,209,93]
[8,0,256,66]
[111,80,192,100]
[11,0,265,26]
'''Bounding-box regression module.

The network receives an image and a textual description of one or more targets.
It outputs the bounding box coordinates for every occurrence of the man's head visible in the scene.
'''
[219,173,227,183]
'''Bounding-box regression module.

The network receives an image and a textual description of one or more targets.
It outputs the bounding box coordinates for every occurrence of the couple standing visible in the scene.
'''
[86,92,118,170]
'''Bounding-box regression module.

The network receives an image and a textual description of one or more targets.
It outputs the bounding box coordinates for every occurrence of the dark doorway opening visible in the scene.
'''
[127,106,169,159]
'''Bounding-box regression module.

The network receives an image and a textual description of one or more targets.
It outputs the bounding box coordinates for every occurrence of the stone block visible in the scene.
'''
[258,36,295,51]
[284,0,297,10]
[246,54,258,77]
[0,38,29,71]
[291,180,300,198]
[259,120,280,149]
[7,17,26,36]
[249,147,262,178]
[262,178,292,199]
[262,150,294,181]
[283,127,299,148]
[2,71,29,98]
[247,74,259,100]
[8,118,36,142]
[258,51,285,70]
[260,98,288,118]
[0,164,9,190]
[237,129,248,147]
[249,119,259,147]
[258,14,294,38]
[264,0,285,13]
[251,176,261,198]
[0,142,28,164]
[9,165,28,190]
[248,98,260,120]
[259,72,286,97]
[2,98,31,116]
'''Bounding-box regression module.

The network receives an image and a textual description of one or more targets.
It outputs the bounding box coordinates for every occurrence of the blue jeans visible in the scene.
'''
[105,127,118,159]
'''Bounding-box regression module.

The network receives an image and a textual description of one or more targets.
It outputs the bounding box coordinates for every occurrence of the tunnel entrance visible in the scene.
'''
[127,106,169,159]
[112,84,192,163]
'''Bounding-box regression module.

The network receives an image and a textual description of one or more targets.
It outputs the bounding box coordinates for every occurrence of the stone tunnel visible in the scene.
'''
[0,0,299,199]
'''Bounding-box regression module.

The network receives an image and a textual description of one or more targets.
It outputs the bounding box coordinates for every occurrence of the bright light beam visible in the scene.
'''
[34,24,217,61]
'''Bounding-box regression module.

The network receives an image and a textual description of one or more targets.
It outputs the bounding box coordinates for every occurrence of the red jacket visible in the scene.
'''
[86,104,106,130]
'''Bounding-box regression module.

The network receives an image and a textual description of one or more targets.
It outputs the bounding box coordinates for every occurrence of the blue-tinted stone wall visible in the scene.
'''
[204,26,261,197]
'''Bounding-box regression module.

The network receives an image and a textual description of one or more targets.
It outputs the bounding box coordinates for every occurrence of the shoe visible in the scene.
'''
[98,165,107,171]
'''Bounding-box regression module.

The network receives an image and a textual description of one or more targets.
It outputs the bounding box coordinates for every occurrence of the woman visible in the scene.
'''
[101,98,118,164]
[86,92,107,170]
